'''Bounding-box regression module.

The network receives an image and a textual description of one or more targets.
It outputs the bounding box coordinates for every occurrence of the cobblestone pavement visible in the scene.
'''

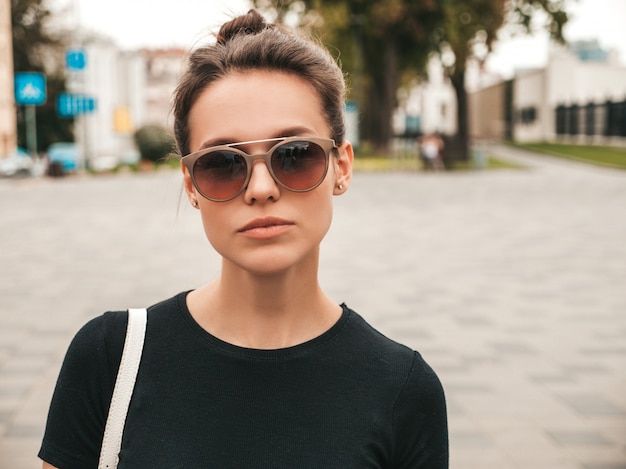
[0,144,625,468]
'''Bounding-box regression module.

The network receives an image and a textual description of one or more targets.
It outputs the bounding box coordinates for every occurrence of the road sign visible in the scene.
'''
[14,73,47,106]
[66,49,87,71]
[57,93,97,117]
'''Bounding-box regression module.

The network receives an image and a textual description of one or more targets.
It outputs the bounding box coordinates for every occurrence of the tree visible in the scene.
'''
[252,0,569,160]
[253,0,443,153]
[11,0,73,152]
[436,0,569,163]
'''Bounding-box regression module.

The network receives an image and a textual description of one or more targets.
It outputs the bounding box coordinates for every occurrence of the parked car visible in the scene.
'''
[0,147,34,177]
[47,142,80,172]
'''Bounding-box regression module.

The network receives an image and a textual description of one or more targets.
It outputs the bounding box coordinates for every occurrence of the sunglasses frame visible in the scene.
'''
[181,136,338,202]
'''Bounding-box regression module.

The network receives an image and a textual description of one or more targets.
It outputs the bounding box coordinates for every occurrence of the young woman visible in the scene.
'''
[39,10,448,468]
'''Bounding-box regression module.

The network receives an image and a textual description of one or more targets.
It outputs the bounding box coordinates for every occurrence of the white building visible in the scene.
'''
[470,40,626,144]
[514,42,626,142]
[69,39,188,166]
[143,48,188,129]
[394,57,457,137]
[71,38,147,165]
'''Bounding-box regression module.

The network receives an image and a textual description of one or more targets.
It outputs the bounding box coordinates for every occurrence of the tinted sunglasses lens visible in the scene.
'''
[271,141,327,190]
[193,150,247,200]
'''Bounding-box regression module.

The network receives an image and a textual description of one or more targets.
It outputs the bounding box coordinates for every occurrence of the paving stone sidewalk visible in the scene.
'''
[0,144,624,468]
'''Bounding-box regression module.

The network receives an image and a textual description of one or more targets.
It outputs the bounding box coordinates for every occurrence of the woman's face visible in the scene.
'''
[183,70,353,276]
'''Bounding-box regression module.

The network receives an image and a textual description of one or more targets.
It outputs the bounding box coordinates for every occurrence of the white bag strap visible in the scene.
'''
[98,308,147,469]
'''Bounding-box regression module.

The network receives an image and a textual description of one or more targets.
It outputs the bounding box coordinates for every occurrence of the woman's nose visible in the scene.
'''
[243,160,281,203]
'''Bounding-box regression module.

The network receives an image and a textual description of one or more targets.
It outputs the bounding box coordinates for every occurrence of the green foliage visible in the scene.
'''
[253,0,443,150]
[251,0,570,158]
[133,125,176,164]
[438,0,569,76]
[11,0,63,72]
[506,0,569,43]
[12,0,74,151]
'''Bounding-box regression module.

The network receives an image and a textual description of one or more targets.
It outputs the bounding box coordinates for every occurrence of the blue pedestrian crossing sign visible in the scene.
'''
[66,48,87,71]
[14,72,47,106]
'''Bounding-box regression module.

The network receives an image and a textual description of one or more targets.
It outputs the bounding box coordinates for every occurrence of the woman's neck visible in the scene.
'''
[186,260,341,349]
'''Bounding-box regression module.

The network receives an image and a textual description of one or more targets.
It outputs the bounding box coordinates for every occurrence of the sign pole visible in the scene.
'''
[25,105,38,157]
[14,73,46,158]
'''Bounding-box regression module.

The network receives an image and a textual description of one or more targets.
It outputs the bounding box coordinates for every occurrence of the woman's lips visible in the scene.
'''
[238,217,295,239]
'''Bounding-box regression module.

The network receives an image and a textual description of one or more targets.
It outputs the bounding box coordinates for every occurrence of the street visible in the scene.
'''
[0,145,625,468]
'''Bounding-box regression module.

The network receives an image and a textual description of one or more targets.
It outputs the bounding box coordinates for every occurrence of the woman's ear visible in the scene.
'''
[182,164,199,208]
[333,140,354,195]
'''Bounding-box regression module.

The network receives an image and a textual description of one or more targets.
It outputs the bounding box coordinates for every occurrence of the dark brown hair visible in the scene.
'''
[172,9,346,156]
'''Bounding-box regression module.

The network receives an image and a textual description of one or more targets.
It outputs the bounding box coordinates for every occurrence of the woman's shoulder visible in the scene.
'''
[340,305,442,387]
[67,292,188,370]
[69,310,126,357]
[340,305,446,411]
[62,309,129,384]
[342,305,417,361]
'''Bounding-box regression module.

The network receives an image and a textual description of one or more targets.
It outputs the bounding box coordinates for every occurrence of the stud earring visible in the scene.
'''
[338,184,343,190]
[192,200,198,208]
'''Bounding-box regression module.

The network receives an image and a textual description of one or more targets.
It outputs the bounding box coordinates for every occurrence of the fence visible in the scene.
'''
[555,100,626,138]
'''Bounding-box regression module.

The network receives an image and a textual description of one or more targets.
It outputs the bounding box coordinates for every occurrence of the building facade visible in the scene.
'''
[69,40,188,166]
[470,40,626,145]
[143,48,188,129]
[468,79,511,141]
[0,0,17,158]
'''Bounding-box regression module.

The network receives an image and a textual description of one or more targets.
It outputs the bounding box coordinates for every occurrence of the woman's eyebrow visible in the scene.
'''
[271,126,317,138]
[197,126,318,151]
[197,138,237,151]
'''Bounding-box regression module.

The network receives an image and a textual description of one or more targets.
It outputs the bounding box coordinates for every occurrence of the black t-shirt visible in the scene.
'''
[39,292,448,468]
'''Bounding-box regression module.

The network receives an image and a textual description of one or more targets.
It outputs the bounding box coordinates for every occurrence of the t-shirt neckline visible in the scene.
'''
[176,291,351,359]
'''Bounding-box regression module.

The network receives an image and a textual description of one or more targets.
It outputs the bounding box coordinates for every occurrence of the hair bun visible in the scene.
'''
[217,9,269,45]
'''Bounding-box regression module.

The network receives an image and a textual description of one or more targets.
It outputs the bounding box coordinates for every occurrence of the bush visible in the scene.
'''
[133,125,175,163]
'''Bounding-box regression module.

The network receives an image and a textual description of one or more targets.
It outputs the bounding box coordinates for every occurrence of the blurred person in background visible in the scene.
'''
[419,133,445,171]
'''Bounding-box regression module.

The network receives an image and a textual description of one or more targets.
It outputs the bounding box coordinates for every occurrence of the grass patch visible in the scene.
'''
[512,142,626,169]
[352,157,420,172]
[160,157,182,170]
[353,155,523,172]
[485,156,525,169]
[352,140,525,172]
[454,155,525,171]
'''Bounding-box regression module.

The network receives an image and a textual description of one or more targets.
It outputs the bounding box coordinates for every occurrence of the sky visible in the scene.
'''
[486,0,626,77]
[51,0,626,78]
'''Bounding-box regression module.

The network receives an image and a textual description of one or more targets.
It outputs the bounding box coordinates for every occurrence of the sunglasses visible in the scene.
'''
[181,136,338,202]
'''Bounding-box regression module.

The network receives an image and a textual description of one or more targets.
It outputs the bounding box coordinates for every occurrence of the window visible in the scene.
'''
[519,106,537,124]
